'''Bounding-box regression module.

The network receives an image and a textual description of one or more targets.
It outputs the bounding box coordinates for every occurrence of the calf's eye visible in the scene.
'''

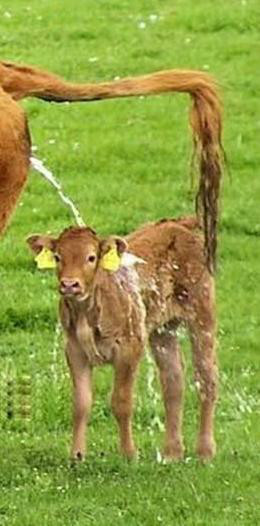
[54,253,61,263]
[88,255,96,263]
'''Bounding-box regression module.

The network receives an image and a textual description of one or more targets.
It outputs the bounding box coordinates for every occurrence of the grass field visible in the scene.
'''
[0,0,260,524]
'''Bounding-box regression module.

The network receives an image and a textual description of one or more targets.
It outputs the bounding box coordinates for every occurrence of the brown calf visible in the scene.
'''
[0,61,223,271]
[27,217,218,461]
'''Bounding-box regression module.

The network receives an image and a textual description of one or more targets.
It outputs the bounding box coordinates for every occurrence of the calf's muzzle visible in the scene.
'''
[60,278,83,296]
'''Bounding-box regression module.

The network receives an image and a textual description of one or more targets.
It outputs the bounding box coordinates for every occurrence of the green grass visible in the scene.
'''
[1,0,260,524]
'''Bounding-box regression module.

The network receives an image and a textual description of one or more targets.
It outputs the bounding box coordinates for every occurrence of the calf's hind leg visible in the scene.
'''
[149,327,184,460]
[188,304,218,460]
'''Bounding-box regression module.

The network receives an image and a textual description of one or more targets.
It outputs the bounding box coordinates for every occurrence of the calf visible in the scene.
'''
[27,217,218,461]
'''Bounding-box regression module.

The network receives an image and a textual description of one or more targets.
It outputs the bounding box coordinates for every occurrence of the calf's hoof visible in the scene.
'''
[163,441,184,462]
[196,436,216,461]
[71,450,85,462]
[121,446,138,461]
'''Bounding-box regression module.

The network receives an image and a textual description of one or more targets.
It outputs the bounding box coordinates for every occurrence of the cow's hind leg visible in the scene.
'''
[0,91,30,236]
[150,326,184,460]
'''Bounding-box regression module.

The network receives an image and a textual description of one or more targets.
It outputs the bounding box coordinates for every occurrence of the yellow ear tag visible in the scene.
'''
[35,247,56,270]
[101,247,121,272]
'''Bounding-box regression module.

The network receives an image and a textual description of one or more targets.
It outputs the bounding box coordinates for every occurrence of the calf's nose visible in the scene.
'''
[60,278,82,295]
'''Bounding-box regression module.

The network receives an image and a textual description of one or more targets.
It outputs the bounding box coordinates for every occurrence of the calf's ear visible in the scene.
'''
[99,236,128,258]
[26,234,56,254]
[99,236,128,271]
[114,236,128,255]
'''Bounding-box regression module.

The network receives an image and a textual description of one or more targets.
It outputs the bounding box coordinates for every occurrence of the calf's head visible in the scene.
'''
[27,226,127,301]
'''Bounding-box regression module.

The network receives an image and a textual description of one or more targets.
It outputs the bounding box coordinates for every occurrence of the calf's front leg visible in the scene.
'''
[65,342,92,460]
[111,356,139,459]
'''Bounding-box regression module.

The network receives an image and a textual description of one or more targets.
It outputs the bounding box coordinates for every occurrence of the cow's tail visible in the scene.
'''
[1,62,223,270]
